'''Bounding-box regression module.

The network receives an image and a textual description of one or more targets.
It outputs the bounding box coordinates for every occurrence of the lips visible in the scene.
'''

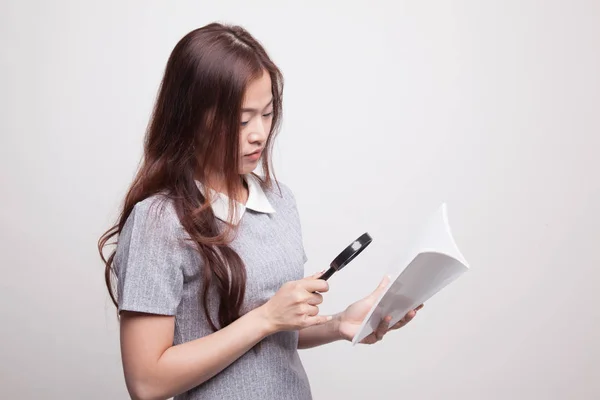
[245,149,262,157]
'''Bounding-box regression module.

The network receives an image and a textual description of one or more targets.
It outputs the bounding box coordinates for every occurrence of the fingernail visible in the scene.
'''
[326,315,333,321]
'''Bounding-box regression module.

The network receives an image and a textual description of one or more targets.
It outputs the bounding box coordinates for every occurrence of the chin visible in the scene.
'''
[240,163,258,175]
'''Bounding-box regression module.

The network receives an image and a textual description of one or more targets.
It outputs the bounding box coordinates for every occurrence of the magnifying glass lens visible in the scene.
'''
[320,232,372,281]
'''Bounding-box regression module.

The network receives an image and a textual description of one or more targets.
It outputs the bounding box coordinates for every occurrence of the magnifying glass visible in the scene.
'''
[320,232,373,281]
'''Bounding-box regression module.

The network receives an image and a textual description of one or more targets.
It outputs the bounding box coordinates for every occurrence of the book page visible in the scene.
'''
[351,203,470,345]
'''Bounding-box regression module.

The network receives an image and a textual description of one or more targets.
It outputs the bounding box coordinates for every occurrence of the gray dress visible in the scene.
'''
[114,179,312,399]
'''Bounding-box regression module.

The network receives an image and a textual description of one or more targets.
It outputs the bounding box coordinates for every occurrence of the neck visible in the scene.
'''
[202,173,248,203]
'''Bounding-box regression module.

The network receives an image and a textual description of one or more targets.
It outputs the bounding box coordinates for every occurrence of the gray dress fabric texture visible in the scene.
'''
[114,181,312,400]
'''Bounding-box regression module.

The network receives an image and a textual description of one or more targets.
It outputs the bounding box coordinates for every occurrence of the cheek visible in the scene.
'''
[239,130,248,148]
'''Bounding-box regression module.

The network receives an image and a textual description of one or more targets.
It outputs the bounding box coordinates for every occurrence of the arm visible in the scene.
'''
[116,201,273,399]
[120,307,272,400]
[120,274,330,400]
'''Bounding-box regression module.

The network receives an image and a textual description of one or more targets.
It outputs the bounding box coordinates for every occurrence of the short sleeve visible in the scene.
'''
[114,197,184,316]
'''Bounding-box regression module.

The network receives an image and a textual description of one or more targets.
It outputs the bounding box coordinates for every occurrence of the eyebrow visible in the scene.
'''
[241,98,273,113]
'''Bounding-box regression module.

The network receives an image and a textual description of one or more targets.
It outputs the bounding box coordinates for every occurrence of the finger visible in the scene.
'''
[305,314,332,327]
[308,270,326,279]
[306,305,319,317]
[368,274,391,301]
[375,316,391,340]
[301,278,329,293]
[415,304,424,311]
[390,320,406,330]
[391,318,407,330]
[391,310,417,330]
[306,293,323,306]
[361,332,379,345]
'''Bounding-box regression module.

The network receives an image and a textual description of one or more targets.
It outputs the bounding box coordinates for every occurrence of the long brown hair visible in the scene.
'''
[98,23,284,332]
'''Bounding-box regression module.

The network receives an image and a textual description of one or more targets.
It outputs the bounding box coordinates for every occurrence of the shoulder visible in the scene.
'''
[115,194,192,272]
[131,194,180,226]
[119,194,186,247]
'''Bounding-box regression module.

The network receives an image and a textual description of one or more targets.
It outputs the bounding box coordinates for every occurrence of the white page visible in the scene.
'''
[352,203,470,345]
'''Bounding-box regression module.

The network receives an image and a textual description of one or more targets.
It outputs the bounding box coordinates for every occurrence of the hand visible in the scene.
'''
[337,275,423,344]
[259,271,331,333]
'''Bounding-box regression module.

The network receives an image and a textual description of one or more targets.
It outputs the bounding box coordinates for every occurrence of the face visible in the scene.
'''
[239,70,273,174]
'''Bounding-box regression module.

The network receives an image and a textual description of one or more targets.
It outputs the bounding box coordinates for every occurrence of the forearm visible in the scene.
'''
[297,312,344,349]
[124,308,272,400]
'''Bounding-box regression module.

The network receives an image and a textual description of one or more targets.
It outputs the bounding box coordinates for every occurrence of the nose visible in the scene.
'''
[247,117,268,144]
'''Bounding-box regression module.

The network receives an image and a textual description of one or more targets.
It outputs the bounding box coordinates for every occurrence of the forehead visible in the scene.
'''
[242,70,272,107]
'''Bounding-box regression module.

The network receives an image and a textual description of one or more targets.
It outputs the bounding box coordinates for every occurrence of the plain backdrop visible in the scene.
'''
[1,0,599,399]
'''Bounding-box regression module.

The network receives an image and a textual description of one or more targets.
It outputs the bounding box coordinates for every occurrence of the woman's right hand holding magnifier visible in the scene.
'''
[257,271,332,333]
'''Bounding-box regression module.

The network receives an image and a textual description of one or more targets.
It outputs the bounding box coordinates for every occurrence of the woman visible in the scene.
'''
[99,22,421,400]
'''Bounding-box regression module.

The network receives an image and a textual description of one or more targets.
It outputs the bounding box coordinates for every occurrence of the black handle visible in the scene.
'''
[319,267,336,281]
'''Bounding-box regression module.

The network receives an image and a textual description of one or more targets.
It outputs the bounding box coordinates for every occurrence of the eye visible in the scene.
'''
[263,111,273,118]
[241,120,249,126]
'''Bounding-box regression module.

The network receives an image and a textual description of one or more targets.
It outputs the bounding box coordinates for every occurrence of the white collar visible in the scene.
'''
[195,174,276,224]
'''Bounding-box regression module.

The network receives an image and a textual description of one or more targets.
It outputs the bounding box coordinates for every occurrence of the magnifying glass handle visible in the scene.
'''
[316,232,372,286]
[319,267,335,281]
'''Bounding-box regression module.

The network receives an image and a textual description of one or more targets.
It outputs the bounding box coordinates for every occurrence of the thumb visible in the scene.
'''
[370,274,391,299]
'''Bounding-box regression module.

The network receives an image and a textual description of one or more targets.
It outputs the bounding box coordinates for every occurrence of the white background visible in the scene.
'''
[1,1,599,399]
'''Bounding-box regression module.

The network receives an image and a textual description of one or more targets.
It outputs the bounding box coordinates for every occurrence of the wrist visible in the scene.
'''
[251,304,277,337]
[332,312,346,341]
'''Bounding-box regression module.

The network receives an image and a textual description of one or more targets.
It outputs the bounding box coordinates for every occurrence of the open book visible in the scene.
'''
[352,203,470,345]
